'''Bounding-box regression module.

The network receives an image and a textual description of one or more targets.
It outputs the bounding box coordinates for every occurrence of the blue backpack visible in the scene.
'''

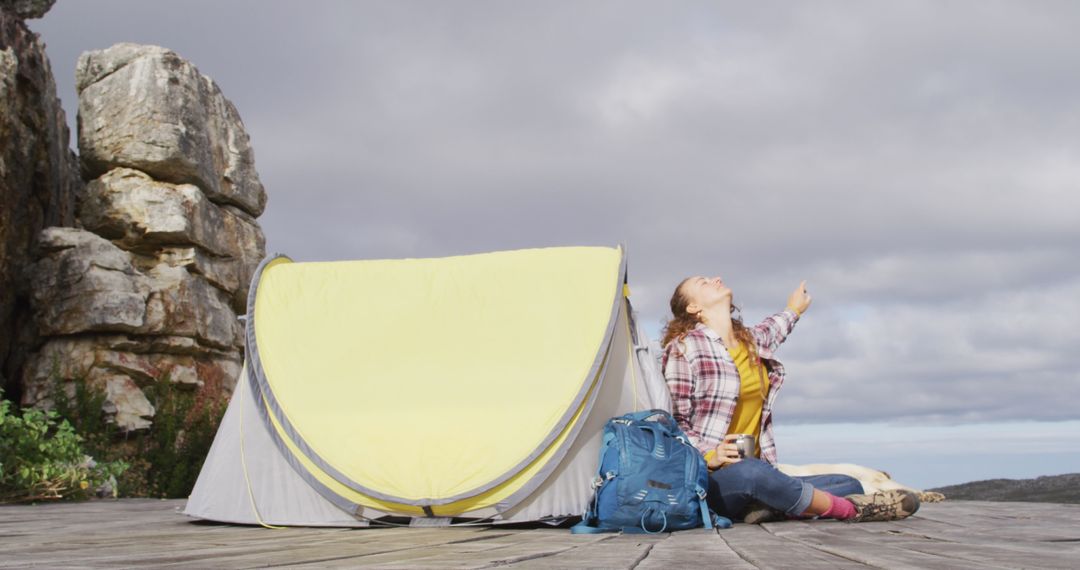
[571,409,732,534]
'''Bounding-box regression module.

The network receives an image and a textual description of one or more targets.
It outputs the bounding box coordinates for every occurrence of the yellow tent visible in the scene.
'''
[185,246,670,526]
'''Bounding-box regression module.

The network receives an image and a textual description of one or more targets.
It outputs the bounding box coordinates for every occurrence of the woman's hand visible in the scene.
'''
[786,280,812,315]
[708,435,744,469]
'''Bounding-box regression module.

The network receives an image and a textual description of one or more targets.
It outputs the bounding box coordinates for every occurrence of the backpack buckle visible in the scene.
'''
[593,472,616,489]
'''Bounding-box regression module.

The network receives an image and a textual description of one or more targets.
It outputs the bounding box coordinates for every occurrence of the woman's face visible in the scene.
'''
[681,275,733,317]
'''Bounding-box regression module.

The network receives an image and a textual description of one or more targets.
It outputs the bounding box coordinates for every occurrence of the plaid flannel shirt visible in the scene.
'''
[661,310,800,465]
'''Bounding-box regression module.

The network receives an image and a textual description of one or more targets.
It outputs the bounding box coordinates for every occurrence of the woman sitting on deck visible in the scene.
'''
[661,275,920,523]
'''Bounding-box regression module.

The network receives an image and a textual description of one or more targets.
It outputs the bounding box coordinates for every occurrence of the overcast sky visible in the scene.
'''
[30,1,1080,487]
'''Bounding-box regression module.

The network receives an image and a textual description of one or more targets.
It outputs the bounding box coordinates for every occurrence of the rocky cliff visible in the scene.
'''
[1,2,266,432]
[0,2,79,401]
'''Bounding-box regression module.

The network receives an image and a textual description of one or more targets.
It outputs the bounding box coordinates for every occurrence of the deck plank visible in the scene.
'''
[635,530,755,569]
[343,530,614,569]
[169,530,501,569]
[713,523,870,568]
[504,533,665,569]
[4,499,1080,569]
[767,519,1012,569]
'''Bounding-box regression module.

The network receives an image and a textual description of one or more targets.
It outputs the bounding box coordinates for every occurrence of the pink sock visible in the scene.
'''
[821,493,857,520]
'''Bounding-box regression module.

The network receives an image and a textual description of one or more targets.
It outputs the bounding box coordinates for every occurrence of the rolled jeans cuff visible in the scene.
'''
[786,480,814,516]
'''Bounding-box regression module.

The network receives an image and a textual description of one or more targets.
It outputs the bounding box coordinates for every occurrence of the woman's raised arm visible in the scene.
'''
[751,281,810,356]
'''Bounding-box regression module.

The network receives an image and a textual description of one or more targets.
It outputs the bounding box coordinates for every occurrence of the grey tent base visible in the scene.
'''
[182,369,369,527]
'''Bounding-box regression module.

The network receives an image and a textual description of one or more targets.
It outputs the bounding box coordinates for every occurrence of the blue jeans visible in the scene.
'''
[707,458,864,520]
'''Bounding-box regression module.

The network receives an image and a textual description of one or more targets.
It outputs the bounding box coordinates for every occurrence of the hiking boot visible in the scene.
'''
[845,490,920,522]
[742,502,786,524]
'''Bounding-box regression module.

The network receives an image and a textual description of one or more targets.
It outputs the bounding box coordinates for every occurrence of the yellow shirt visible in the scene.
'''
[702,341,769,465]
[727,342,766,456]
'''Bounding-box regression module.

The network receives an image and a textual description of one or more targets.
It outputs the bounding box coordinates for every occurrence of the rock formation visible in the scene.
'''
[0,0,55,20]
[76,44,267,218]
[0,4,80,401]
[12,40,266,431]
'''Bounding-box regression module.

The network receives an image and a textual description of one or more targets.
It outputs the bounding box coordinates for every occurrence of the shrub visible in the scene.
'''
[128,372,228,498]
[0,390,128,503]
[51,372,228,499]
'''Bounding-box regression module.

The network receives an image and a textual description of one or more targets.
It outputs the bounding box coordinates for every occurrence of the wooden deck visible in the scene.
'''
[2,500,1079,568]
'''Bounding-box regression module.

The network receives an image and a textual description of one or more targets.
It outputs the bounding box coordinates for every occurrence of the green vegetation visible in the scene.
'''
[0,390,127,503]
[51,374,228,499]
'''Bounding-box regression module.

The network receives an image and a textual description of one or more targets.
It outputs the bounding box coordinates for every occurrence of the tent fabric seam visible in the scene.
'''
[242,254,367,517]
[245,369,366,517]
[245,254,410,504]
[461,249,628,507]
[487,303,623,515]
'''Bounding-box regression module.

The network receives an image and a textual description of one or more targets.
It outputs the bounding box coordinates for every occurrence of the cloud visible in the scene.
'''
[28,0,1080,426]
[774,274,1080,424]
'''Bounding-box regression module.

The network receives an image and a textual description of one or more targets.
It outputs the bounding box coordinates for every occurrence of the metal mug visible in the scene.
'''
[733,434,756,458]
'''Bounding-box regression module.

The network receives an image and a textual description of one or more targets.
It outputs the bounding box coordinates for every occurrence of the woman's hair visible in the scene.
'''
[660,277,762,367]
